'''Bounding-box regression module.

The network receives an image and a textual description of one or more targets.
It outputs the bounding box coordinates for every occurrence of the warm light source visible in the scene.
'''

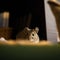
[3,12,9,19]
[2,11,9,27]
[49,0,57,2]
[49,0,60,4]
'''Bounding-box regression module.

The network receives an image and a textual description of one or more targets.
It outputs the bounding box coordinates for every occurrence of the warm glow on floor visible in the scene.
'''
[0,39,53,46]
[17,40,53,46]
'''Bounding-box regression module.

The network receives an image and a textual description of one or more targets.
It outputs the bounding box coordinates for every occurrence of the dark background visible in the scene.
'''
[0,0,47,40]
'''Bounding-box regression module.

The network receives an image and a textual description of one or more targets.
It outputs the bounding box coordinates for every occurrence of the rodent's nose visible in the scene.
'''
[32,34,34,36]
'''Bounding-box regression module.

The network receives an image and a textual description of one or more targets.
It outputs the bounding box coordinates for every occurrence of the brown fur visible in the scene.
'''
[16,27,39,40]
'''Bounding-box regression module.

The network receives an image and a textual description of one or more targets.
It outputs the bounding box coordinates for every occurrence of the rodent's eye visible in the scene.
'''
[32,34,34,36]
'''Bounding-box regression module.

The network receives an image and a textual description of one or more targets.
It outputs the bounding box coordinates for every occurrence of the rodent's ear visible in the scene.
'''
[25,27,31,31]
[35,27,39,33]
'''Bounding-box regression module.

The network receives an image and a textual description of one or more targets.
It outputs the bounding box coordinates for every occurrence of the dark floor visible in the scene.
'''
[0,44,60,60]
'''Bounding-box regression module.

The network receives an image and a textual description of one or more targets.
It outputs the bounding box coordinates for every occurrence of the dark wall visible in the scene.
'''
[0,0,47,40]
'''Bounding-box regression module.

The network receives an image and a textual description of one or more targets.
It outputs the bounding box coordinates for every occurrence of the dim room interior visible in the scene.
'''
[0,0,60,60]
[0,0,60,44]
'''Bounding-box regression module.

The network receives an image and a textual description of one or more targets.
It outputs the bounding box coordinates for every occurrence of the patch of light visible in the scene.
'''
[3,12,9,19]
[16,40,53,46]
[0,39,53,46]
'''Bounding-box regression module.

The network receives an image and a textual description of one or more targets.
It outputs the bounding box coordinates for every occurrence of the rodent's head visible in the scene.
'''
[25,27,39,42]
